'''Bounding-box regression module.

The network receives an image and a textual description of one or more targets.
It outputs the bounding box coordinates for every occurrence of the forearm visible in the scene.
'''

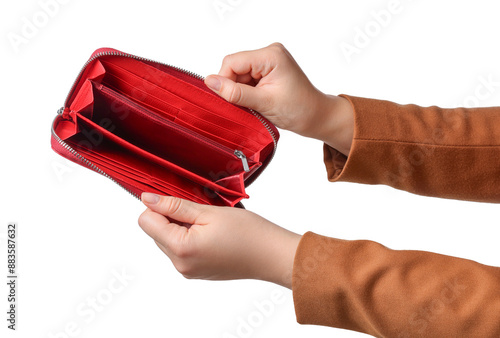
[292,232,500,337]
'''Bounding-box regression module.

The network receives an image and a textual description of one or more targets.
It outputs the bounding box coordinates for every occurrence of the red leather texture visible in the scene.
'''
[51,48,279,207]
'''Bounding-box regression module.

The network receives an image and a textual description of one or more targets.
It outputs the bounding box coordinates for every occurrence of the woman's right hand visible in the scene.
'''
[204,43,354,155]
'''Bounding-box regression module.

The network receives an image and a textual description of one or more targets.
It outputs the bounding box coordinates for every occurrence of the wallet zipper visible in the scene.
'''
[53,50,276,199]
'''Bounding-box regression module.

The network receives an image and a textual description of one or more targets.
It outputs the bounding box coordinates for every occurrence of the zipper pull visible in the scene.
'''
[58,107,73,120]
[234,150,250,172]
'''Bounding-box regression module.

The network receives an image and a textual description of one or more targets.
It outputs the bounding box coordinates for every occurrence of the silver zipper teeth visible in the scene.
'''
[55,50,278,197]
[249,108,277,149]
[51,121,140,200]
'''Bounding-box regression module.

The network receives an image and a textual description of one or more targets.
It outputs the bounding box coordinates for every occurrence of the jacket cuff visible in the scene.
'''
[291,231,387,335]
[292,232,353,330]
[323,94,362,182]
[323,93,420,184]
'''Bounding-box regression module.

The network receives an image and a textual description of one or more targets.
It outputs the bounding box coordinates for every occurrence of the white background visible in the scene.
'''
[1,0,499,337]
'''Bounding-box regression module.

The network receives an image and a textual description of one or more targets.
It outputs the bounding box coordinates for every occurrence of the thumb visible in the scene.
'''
[141,193,204,224]
[205,75,267,111]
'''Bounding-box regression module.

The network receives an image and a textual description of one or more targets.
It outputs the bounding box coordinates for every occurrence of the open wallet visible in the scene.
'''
[51,48,279,207]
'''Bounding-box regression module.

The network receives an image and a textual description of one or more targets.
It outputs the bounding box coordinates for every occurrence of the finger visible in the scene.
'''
[141,193,205,225]
[235,73,255,85]
[218,46,277,80]
[138,208,187,248]
[204,75,269,111]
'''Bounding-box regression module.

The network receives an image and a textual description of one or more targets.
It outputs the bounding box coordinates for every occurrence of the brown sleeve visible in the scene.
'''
[325,95,500,203]
[292,232,500,337]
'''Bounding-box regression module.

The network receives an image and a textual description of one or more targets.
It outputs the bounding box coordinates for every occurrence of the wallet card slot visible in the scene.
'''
[83,156,208,204]
[92,84,253,180]
[83,158,208,204]
[76,145,204,201]
[100,59,264,153]
[65,132,238,206]
[101,71,179,122]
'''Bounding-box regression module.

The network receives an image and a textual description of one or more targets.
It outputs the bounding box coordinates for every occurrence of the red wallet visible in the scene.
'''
[51,48,279,207]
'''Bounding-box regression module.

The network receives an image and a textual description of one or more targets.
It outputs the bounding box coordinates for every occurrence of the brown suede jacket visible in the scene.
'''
[292,95,500,337]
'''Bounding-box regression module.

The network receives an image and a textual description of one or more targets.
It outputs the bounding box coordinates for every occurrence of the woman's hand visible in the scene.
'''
[204,42,354,155]
[138,192,301,289]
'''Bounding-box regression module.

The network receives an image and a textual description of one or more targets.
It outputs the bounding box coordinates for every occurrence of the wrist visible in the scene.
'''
[252,226,301,289]
[309,94,354,156]
[268,230,301,289]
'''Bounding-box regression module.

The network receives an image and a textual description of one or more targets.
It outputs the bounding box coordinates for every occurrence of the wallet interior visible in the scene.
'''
[54,55,275,206]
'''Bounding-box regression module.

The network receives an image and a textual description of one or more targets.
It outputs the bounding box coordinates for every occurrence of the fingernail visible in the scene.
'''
[142,192,160,204]
[205,76,221,91]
